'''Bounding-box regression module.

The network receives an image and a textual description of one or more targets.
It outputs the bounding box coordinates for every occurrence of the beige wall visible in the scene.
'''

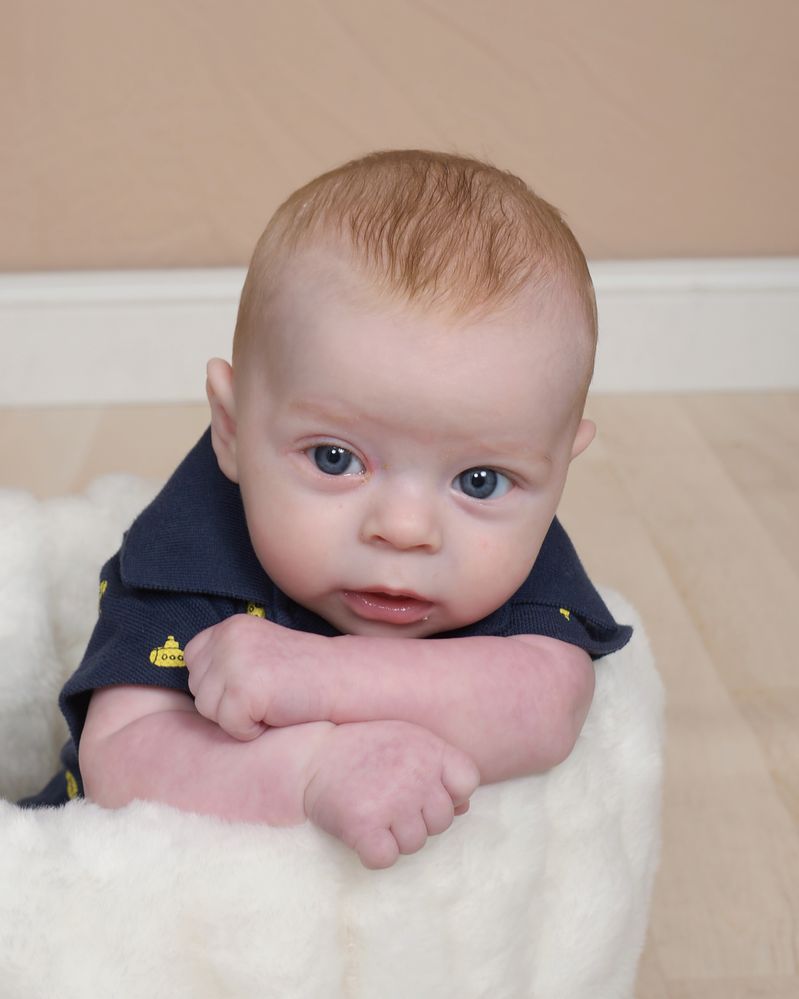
[2,0,797,272]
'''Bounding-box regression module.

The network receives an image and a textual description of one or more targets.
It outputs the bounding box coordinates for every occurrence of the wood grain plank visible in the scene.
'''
[584,394,798,692]
[575,394,799,985]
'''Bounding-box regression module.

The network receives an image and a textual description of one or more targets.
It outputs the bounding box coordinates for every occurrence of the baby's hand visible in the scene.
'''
[185,615,329,740]
[304,720,480,869]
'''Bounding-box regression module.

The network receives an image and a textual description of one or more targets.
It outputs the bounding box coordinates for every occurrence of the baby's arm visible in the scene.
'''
[185,617,595,784]
[80,684,478,868]
[328,632,595,782]
[79,684,329,825]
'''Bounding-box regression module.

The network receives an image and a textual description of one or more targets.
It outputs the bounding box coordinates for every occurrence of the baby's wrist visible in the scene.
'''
[298,718,337,776]
[291,631,346,723]
[300,721,343,819]
[253,720,336,824]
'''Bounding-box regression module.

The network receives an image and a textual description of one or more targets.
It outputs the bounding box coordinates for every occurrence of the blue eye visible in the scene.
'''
[309,445,365,476]
[454,467,512,500]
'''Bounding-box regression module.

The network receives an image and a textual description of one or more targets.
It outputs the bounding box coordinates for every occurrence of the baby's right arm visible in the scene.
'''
[80,685,331,826]
[80,685,478,867]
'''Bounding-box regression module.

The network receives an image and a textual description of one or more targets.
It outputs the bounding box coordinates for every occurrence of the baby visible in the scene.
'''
[21,150,631,869]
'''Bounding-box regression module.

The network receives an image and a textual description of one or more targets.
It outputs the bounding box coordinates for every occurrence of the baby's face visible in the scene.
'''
[219,251,593,638]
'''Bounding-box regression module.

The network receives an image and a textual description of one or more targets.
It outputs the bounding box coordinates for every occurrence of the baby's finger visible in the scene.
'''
[454,801,470,816]
[191,670,225,724]
[390,814,428,855]
[216,695,267,742]
[422,787,455,836]
[440,748,480,808]
[353,828,400,870]
[185,649,214,698]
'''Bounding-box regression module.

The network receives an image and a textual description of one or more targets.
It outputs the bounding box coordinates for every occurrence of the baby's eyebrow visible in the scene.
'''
[288,398,360,426]
[289,398,552,467]
[472,436,552,461]
[475,446,554,474]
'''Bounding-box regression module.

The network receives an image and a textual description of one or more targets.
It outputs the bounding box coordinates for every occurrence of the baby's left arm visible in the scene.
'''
[185,617,594,783]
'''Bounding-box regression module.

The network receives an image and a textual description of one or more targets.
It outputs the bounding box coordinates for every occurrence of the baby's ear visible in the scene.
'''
[206,358,239,483]
[570,418,596,461]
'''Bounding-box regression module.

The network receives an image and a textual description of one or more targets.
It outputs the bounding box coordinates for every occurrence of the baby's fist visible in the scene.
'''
[185,615,329,740]
[303,721,480,869]
[184,617,272,741]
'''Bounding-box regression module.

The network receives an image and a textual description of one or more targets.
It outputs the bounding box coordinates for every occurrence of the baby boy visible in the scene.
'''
[21,150,631,868]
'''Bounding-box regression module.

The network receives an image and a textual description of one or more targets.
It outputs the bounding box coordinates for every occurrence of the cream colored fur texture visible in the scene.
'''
[0,477,663,999]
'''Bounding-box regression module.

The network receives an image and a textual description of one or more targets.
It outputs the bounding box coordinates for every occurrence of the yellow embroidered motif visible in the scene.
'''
[559,608,571,621]
[149,635,186,668]
[65,769,79,800]
[247,603,266,618]
[98,579,108,610]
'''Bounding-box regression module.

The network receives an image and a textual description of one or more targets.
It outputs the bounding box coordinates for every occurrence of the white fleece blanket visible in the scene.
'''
[0,477,664,999]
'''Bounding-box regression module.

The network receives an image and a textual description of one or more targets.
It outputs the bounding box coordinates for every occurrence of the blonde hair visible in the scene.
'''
[233,149,596,362]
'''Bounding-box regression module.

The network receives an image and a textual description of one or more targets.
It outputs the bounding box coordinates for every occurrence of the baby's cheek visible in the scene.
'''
[249,499,339,597]
[474,533,509,562]
[253,518,311,577]
[462,536,535,614]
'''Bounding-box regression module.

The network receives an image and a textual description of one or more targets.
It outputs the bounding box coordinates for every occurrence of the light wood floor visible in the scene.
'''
[1,393,797,999]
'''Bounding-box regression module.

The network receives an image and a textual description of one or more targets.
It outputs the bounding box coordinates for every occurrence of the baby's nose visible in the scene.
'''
[359,489,442,553]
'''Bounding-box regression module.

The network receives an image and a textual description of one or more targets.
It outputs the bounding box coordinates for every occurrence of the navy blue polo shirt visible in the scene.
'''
[19,428,632,808]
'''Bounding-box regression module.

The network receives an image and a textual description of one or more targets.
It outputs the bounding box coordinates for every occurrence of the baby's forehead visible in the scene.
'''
[269,244,584,336]
[248,246,592,404]
[259,278,580,397]
[254,312,584,450]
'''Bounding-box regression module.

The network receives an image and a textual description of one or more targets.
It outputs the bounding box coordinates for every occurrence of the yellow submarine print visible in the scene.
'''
[149,635,186,668]
[246,603,266,618]
[65,769,79,800]
[559,608,571,621]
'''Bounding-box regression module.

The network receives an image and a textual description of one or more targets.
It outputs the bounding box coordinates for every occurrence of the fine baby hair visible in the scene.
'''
[232,149,598,366]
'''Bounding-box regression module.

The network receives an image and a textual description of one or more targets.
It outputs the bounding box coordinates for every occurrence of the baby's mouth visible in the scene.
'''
[340,589,434,625]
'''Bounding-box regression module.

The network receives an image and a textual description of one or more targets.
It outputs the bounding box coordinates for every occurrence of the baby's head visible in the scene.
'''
[208,150,598,637]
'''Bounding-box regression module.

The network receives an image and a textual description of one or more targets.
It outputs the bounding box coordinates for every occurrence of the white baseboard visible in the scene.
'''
[1,259,798,406]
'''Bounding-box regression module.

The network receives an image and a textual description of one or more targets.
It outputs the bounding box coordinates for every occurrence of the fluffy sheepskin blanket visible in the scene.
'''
[0,477,664,999]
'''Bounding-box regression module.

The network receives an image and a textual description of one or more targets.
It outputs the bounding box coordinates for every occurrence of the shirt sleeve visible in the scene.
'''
[59,551,231,751]
[444,519,633,658]
[501,519,633,660]
[500,601,633,660]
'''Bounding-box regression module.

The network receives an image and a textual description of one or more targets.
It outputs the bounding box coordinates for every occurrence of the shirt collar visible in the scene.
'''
[119,428,276,605]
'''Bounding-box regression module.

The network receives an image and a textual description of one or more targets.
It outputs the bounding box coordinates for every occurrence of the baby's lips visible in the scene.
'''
[341,589,434,624]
